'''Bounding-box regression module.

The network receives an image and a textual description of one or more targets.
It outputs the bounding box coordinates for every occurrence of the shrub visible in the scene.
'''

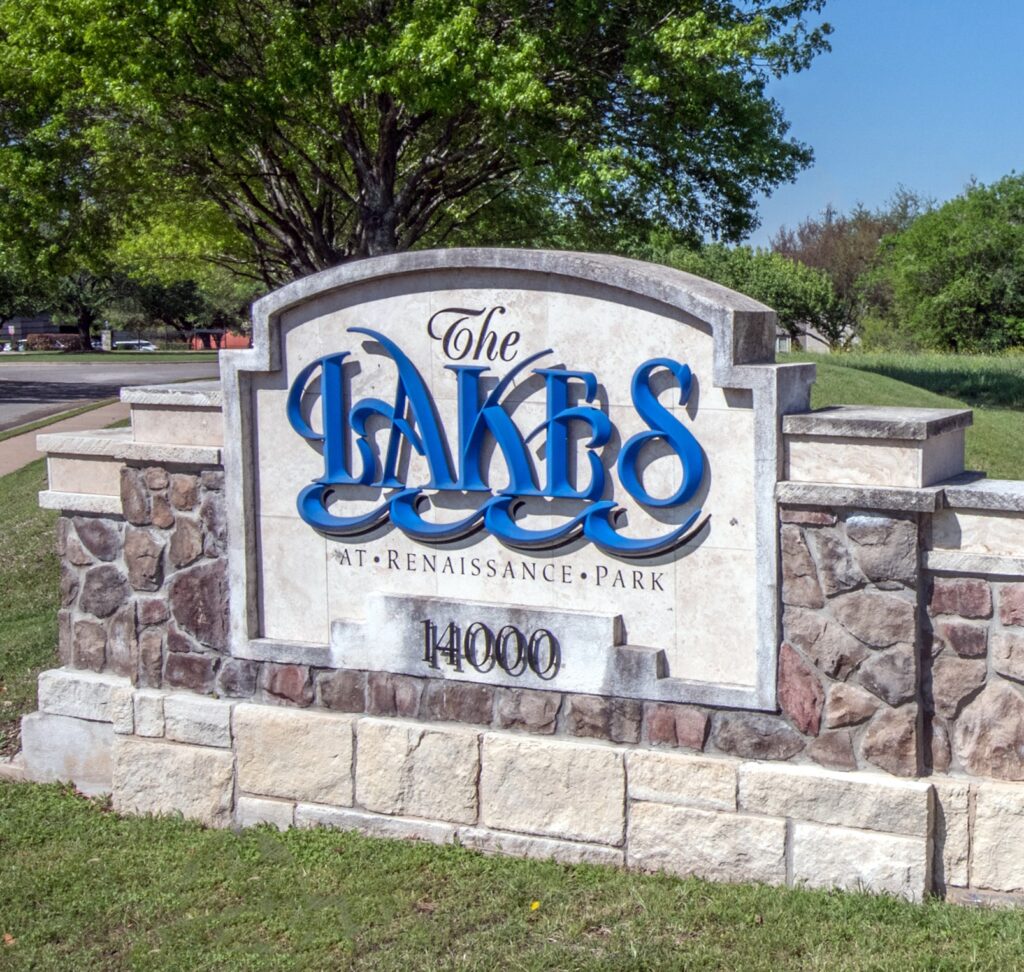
[25,333,88,352]
[868,175,1024,351]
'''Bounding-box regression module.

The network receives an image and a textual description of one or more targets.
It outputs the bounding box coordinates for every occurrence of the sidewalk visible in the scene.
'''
[0,400,130,478]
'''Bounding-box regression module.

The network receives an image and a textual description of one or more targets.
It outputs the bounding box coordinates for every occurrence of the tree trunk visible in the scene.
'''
[362,208,399,257]
[76,306,96,345]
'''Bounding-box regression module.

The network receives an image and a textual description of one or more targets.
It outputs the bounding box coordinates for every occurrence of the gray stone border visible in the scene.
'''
[38,490,123,515]
[219,248,815,711]
[944,479,1024,513]
[776,481,945,513]
[925,549,1024,578]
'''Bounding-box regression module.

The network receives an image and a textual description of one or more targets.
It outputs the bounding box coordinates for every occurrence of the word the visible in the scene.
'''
[426,306,521,362]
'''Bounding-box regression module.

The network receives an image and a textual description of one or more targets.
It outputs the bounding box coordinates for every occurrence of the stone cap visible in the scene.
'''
[925,549,1024,579]
[121,380,223,408]
[776,481,945,513]
[783,405,972,440]
[943,479,1024,513]
[37,490,122,515]
[776,470,995,514]
[37,427,222,466]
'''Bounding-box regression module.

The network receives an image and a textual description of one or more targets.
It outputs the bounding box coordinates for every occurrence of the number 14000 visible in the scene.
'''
[420,620,560,680]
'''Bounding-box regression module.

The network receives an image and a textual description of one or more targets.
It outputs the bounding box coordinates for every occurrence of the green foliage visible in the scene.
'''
[107,278,209,336]
[653,242,840,345]
[0,254,46,325]
[771,188,932,344]
[0,0,831,284]
[0,14,125,337]
[867,175,1024,351]
[856,313,928,353]
[107,274,254,337]
[47,271,119,339]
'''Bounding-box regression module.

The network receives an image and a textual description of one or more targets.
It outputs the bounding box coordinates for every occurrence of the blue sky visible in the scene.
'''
[748,0,1024,246]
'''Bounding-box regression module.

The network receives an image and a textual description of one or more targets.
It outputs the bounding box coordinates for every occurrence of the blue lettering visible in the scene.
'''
[286,328,708,556]
[617,359,704,508]
[448,349,551,495]
[348,327,456,489]
[528,369,611,501]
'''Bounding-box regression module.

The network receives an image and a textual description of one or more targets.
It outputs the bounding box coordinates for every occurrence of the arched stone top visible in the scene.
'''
[247,248,779,384]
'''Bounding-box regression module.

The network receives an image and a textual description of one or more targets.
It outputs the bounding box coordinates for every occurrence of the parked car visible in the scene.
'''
[114,340,158,352]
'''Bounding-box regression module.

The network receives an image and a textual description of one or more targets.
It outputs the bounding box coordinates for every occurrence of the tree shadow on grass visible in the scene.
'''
[824,355,1024,410]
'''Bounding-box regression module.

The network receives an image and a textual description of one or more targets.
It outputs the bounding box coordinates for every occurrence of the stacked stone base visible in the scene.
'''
[32,667,1019,903]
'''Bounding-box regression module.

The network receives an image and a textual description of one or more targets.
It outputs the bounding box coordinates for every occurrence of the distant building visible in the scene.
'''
[189,329,251,351]
[775,324,833,354]
[3,314,60,342]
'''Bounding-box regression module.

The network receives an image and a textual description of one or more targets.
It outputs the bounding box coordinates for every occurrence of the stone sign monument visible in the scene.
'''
[15,249,1024,904]
[225,249,807,711]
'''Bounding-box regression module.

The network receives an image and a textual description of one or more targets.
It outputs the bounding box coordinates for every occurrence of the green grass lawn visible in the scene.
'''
[0,351,218,363]
[803,350,1024,410]
[4,354,1024,969]
[0,460,57,758]
[4,781,1024,971]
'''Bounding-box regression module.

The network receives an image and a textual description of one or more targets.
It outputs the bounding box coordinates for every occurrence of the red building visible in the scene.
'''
[189,329,252,351]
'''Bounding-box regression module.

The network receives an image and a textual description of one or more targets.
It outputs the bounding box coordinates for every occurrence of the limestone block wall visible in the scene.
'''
[23,668,938,901]
[43,662,1024,899]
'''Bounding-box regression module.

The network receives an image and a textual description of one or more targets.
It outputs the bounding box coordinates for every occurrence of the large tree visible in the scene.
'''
[867,175,1024,352]
[655,241,839,344]
[770,188,930,344]
[0,250,45,328]
[0,12,123,340]
[0,0,831,287]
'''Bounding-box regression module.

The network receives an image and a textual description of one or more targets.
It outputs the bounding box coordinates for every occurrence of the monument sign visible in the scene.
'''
[225,249,807,708]
[19,249,1024,904]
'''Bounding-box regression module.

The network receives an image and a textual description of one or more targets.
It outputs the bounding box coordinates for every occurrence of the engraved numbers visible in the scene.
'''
[421,619,560,680]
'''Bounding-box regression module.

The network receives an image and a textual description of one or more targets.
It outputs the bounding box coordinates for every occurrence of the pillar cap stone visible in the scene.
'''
[783,405,972,441]
[121,380,223,408]
[944,479,1024,513]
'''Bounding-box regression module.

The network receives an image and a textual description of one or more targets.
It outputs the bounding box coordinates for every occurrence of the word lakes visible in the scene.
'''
[288,322,708,558]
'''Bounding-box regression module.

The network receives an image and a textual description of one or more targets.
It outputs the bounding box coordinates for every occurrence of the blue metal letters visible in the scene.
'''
[287,326,707,558]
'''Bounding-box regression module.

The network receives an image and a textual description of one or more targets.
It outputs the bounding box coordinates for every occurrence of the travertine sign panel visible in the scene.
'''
[222,250,811,708]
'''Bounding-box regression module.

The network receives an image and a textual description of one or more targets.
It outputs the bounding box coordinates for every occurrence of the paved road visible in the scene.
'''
[0,359,220,431]
[0,400,131,478]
